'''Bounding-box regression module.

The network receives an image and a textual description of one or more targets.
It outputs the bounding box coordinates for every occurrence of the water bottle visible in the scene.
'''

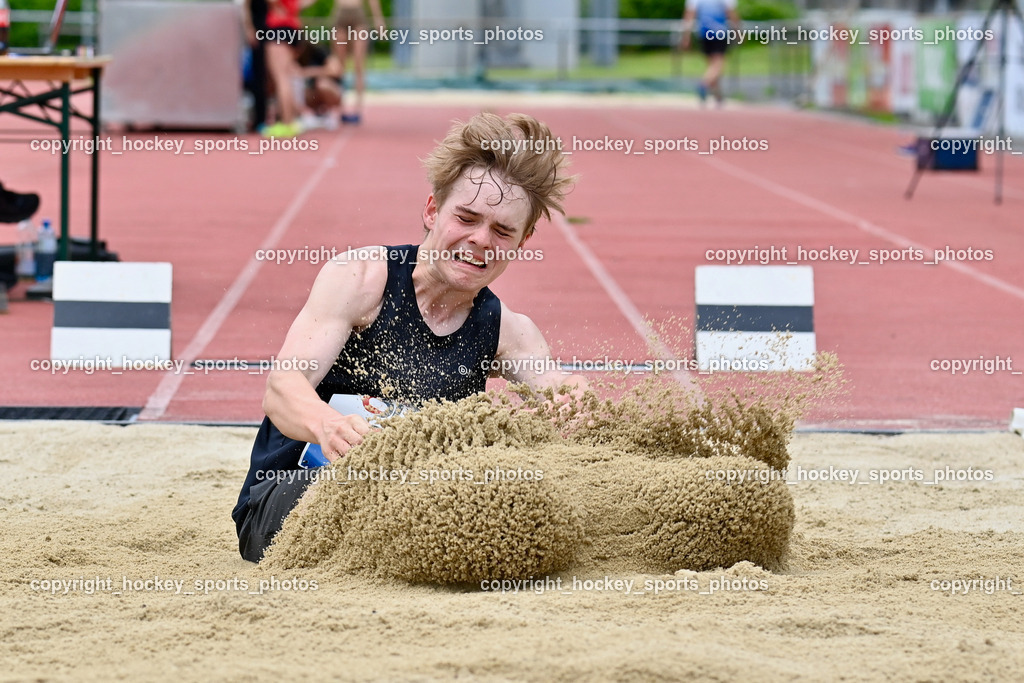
[16,219,36,278]
[35,219,58,282]
[0,0,10,57]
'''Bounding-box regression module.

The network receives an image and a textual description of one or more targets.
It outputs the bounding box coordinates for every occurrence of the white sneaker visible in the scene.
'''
[300,113,324,131]
[320,114,339,131]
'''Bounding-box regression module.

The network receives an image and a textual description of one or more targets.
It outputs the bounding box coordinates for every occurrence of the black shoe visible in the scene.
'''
[0,182,41,223]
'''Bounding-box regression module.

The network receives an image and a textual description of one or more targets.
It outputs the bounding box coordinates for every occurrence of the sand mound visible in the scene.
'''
[553,389,792,470]
[263,397,583,581]
[372,449,584,582]
[347,394,559,468]
[519,446,793,574]
[270,461,584,583]
[264,385,802,581]
[633,456,793,572]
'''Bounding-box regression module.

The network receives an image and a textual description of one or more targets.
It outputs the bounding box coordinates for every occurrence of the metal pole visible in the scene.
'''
[59,81,70,262]
[558,24,568,80]
[905,1,1001,200]
[90,67,101,258]
[995,4,1008,204]
[83,0,96,48]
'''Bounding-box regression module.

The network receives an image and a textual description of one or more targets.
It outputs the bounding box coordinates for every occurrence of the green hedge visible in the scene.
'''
[302,0,393,19]
[618,0,799,21]
[9,0,82,48]
[737,0,799,21]
[617,0,684,20]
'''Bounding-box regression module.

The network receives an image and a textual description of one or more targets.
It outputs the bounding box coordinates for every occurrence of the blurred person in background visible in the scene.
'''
[295,40,344,129]
[331,0,384,124]
[261,0,317,137]
[681,0,740,106]
[242,0,269,132]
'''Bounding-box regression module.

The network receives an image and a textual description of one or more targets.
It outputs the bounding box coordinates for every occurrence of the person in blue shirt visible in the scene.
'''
[680,0,741,106]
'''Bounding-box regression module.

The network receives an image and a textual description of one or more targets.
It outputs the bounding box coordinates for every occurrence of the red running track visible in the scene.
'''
[1,94,1022,429]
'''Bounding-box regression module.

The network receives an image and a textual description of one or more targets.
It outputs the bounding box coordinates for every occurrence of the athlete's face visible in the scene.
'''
[421,167,532,291]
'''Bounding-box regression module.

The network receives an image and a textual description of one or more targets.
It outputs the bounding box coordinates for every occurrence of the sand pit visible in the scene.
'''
[263,393,795,580]
[3,418,1023,681]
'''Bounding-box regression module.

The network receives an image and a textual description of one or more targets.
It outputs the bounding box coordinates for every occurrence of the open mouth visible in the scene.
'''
[454,251,487,270]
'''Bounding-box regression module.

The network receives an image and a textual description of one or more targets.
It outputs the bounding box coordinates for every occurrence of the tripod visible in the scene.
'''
[905,0,1024,204]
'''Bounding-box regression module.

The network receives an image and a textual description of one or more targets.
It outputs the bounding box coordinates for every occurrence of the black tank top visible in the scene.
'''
[233,244,502,529]
[317,244,501,403]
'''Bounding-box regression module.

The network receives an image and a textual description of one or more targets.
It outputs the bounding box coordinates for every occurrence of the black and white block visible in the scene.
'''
[695,265,815,372]
[51,262,173,367]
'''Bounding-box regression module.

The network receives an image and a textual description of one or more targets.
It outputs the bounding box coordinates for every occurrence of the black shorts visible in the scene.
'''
[236,473,314,563]
[700,37,729,56]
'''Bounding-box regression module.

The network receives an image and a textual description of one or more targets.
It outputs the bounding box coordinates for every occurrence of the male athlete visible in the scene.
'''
[233,112,580,562]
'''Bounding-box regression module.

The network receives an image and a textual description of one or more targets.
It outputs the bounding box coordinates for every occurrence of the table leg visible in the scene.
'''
[59,80,71,261]
[90,67,102,259]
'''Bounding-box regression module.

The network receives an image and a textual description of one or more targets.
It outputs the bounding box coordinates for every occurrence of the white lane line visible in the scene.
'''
[604,107,1024,302]
[704,157,1024,304]
[140,133,352,420]
[552,213,701,393]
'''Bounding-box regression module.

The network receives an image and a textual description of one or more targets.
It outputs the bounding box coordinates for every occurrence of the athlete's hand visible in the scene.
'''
[316,414,372,462]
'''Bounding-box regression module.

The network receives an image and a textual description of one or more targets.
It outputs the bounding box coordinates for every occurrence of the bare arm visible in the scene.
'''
[681,7,697,50]
[493,303,588,398]
[728,7,741,31]
[242,0,258,45]
[262,248,388,460]
[301,54,343,79]
[366,0,385,28]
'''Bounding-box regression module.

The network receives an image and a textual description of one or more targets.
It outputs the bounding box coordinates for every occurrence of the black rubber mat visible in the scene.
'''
[0,406,141,421]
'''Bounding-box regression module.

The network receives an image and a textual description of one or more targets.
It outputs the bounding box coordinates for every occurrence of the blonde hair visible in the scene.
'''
[422,112,575,237]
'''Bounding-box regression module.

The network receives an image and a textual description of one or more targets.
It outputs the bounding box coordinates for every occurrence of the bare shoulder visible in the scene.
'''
[497,301,549,359]
[308,245,389,326]
[493,302,586,391]
[273,246,390,387]
[492,302,591,393]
